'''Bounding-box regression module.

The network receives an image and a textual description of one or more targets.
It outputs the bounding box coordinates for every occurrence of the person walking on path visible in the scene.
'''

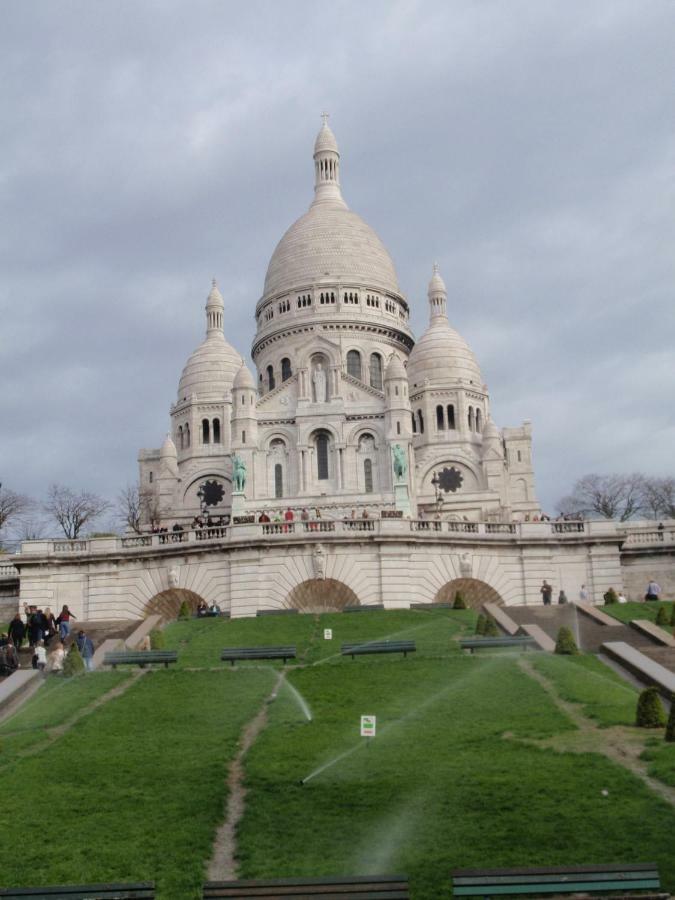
[76,630,95,672]
[8,614,25,651]
[34,641,47,673]
[56,605,76,642]
[645,580,661,601]
[540,580,553,605]
[579,584,589,604]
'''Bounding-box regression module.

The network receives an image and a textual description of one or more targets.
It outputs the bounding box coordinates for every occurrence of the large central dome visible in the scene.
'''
[261,119,401,300]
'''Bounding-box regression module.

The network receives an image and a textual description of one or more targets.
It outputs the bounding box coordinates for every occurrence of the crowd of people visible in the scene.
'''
[0,603,94,677]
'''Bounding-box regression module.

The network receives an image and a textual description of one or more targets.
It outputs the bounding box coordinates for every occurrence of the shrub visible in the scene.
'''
[655,606,669,627]
[665,695,675,743]
[178,600,191,619]
[636,687,666,728]
[603,588,618,605]
[555,626,579,655]
[150,628,165,649]
[670,605,675,628]
[453,591,467,610]
[483,618,500,637]
[475,614,486,635]
[63,642,85,677]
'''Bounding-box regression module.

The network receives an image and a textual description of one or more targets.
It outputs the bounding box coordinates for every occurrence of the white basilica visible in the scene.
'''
[138,119,539,526]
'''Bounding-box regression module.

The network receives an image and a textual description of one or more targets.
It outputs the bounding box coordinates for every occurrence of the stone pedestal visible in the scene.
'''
[231,491,246,517]
[394,482,411,517]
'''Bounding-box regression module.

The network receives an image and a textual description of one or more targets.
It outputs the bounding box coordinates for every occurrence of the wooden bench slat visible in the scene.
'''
[0,883,154,898]
[103,651,177,670]
[451,864,661,898]
[454,870,659,886]
[203,874,409,897]
[453,865,658,877]
[220,647,297,666]
[341,642,415,659]
[453,879,660,896]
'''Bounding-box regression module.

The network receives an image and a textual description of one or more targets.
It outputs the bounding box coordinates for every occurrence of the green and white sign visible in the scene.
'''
[324,628,333,640]
[360,715,376,737]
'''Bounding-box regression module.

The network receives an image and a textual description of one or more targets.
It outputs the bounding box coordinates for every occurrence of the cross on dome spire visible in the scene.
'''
[321,111,329,126]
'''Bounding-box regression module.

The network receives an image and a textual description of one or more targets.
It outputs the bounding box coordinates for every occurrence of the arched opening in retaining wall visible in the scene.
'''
[434,578,503,609]
[285,579,360,613]
[145,588,206,620]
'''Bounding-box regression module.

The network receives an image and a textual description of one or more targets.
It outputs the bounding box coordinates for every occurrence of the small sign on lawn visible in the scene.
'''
[360,715,376,738]
[324,628,333,640]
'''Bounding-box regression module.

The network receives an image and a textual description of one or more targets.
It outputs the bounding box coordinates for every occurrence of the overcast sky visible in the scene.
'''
[1,0,674,526]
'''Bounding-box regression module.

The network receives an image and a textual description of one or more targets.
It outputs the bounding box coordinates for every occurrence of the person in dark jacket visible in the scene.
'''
[8,614,25,650]
[76,630,95,672]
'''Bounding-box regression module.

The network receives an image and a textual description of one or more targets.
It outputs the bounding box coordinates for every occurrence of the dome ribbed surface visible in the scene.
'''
[177,334,242,401]
[407,318,483,389]
[233,363,256,389]
[314,123,339,154]
[263,202,401,299]
[385,353,406,380]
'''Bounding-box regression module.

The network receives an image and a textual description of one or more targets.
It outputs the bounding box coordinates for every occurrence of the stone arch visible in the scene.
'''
[434,578,503,609]
[285,578,360,613]
[145,588,206,620]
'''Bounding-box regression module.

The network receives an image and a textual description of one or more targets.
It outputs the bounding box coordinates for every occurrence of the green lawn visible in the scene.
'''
[531,654,639,727]
[2,613,675,899]
[0,668,272,897]
[603,601,674,624]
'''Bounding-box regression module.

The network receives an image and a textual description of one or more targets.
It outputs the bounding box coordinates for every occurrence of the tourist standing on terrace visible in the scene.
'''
[540,580,553,605]
[645,579,661,601]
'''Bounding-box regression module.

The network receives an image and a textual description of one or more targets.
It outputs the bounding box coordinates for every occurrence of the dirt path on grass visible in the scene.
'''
[207,668,287,881]
[0,671,145,765]
[517,657,675,809]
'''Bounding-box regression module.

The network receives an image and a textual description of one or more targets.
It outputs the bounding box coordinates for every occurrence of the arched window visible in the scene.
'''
[468,407,474,431]
[418,410,424,434]
[267,364,275,391]
[212,418,221,443]
[202,418,210,444]
[274,463,283,498]
[447,405,456,429]
[364,459,373,493]
[436,405,445,430]
[347,350,362,380]
[242,430,246,443]
[396,421,401,435]
[412,413,417,434]
[178,426,183,450]
[281,357,292,381]
[475,409,482,432]
[185,423,190,448]
[316,432,329,480]
[149,471,153,484]
[369,353,383,390]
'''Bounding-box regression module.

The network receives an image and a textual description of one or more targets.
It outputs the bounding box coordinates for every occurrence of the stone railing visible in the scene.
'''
[0,562,19,579]
[17,518,675,558]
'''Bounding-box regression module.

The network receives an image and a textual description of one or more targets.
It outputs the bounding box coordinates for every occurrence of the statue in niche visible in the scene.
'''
[232,453,247,492]
[392,444,407,481]
[359,435,375,452]
[312,362,327,403]
[312,543,326,580]
[168,566,180,589]
[459,552,472,578]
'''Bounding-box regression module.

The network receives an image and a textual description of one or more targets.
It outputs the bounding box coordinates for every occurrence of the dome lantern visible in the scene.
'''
[206,278,224,337]
[312,112,345,208]
[428,262,447,320]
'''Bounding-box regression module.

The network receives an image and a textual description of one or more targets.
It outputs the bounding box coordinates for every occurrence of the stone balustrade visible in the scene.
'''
[0,562,19,579]
[10,518,673,561]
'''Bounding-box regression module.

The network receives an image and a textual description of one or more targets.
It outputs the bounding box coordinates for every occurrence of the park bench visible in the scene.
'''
[344,603,385,613]
[451,863,662,899]
[103,650,178,669]
[203,874,409,897]
[0,882,155,898]
[341,640,416,659]
[459,636,537,654]
[220,646,297,666]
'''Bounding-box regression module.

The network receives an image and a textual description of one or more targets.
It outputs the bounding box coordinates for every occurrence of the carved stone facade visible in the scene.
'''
[138,120,539,527]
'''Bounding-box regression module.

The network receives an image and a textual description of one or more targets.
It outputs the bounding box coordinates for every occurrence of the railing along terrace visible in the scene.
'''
[0,562,20,578]
[21,517,675,557]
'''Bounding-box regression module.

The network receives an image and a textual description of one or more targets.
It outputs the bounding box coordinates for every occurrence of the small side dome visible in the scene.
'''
[384,353,406,381]
[483,418,500,441]
[160,433,177,459]
[407,318,483,388]
[233,363,256,390]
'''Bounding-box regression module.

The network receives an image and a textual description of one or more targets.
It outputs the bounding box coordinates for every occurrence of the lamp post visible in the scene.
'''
[431,471,443,516]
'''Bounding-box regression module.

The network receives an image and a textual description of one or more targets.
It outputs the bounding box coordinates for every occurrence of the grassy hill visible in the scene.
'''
[1,608,675,898]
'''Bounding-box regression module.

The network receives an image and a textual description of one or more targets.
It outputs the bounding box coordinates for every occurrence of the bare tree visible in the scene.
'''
[0,484,32,546]
[116,483,158,534]
[641,476,675,519]
[43,484,111,538]
[556,473,645,521]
